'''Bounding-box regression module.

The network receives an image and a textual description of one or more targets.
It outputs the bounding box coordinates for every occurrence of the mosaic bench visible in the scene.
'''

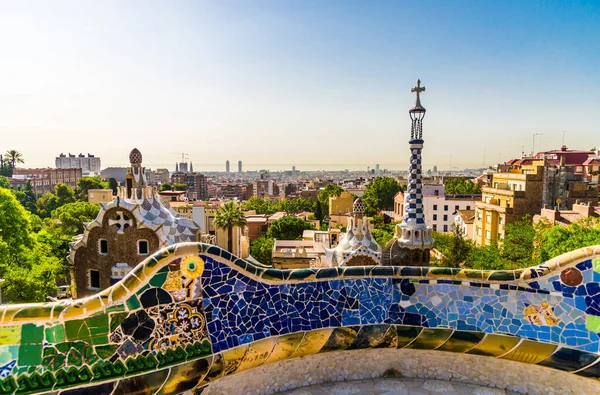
[0,243,599,394]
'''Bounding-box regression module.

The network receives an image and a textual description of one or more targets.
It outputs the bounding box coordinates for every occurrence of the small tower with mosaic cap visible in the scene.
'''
[383,80,433,266]
[126,148,146,199]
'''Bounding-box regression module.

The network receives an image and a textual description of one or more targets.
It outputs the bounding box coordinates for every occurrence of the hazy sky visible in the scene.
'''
[1,0,599,171]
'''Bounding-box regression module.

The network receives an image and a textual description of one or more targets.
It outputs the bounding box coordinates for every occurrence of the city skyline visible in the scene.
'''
[1,1,599,170]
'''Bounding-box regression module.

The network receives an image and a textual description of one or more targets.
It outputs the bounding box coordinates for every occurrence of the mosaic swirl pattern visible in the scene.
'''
[0,243,599,394]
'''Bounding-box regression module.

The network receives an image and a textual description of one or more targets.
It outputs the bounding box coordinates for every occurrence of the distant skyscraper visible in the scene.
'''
[292,166,296,173]
[190,162,193,173]
[55,153,101,174]
[433,165,438,173]
[238,160,242,173]
[226,160,230,173]
[375,164,380,172]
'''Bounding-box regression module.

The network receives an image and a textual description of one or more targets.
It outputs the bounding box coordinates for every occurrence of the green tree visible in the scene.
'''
[466,242,504,270]
[534,217,600,263]
[1,243,61,303]
[242,196,277,215]
[52,201,100,236]
[77,176,108,201]
[267,216,314,240]
[108,178,119,194]
[362,177,402,217]
[432,231,452,256]
[0,188,35,263]
[444,177,482,195]
[36,183,76,218]
[159,183,172,192]
[442,226,473,267]
[250,236,275,265]
[0,175,9,189]
[213,201,247,253]
[317,184,344,208]
[4,150,24,169]
[501,215,535,267]
[371,228,394,246]
[13,181,37,214]
[174,183,187,191]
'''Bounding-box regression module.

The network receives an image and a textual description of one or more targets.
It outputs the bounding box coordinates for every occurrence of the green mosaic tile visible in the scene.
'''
[94,344,119,359]
[593,259,600,273]
[109,312,128,332]
[586,314,600,333]
[126,295,141,311]
[45,325,65,344]
[21,324,43,345]
[149,271,167,287]
[65,320,91,341]
[18,344,42,366]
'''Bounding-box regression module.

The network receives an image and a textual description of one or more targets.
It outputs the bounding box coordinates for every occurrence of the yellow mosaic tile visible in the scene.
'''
[221,345,249,376]
[109,283,129,304]
[467,334,521,357]
[405,328,454,350]
[235,337,277,373]
[0,326,21,345]
[500,339,558,364]
[290,329,333,358]
[264,332,305,364]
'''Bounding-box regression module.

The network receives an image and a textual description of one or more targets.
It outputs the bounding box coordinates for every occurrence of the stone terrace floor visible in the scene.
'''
[281,378,521,395]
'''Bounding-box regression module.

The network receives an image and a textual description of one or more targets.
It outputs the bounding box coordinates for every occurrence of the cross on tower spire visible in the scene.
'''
[411,79,426,109]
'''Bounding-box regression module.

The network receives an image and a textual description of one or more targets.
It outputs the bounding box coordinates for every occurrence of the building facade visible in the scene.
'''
[172,172,208,201]
[56,153,101,174]
[11,168,82,195]
[393,184,480,233]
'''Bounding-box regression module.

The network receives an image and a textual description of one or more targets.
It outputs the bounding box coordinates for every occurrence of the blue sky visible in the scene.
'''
[0,0,599,171]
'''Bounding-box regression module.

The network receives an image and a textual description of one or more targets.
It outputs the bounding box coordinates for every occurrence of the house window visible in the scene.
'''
[485,230,491,239]
[466,205,471,210]
[477,227,482,236]
[433,204,438,211]
[434,190,439,196]
[433,214,437,221]
[89,270,100,289]
[455,205,459,211]
[444,205,448,211]
[433,224,437,231]
[477,211,482,221]
[486,214,492,224]
[99,239,108,255]
[138,240,149,255]
[443,225,448,232]
[498,216,503,225]
[443,215,448,221]
[498,233,504,240]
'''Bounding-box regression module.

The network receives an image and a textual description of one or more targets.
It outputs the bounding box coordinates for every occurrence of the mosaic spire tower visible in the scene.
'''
[396,80,433,265]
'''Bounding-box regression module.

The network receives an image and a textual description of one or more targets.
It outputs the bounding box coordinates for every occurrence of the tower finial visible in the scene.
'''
[410,79,426,110]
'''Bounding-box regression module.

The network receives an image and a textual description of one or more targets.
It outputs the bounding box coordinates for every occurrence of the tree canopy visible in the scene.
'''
[444,177,481,195]
[250,236,274,265]
[267,216,314,240]
[52,202,100,236]
[317,184,344,208]
[77,176,108,201]
[214,201,247,252]
[362,177,402,216]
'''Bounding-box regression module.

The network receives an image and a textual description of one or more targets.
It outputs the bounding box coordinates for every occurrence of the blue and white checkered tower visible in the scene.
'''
[396,80,434,265]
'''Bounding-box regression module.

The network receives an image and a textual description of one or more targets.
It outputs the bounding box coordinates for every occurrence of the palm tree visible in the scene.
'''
[213,201,247,253]
[5,150,24,169]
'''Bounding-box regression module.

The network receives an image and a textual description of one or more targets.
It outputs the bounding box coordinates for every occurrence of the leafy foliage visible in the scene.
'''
[213,202,247,252]
[444,177,481,195]
[174,183,187,191]
[76,176,108,201]
[0,188,35,262]
[317,184,344,210]
[242,196,317,216]
[52,202,100,236]
[108,178,119,194]
[362,177,402,217]
[36,183,76,218]
[267,216,314,240]
[501,215,535,266]
[250,236,275,265]
[442,226,473,268]
[0,176,9,189]
[534,217,600,263]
